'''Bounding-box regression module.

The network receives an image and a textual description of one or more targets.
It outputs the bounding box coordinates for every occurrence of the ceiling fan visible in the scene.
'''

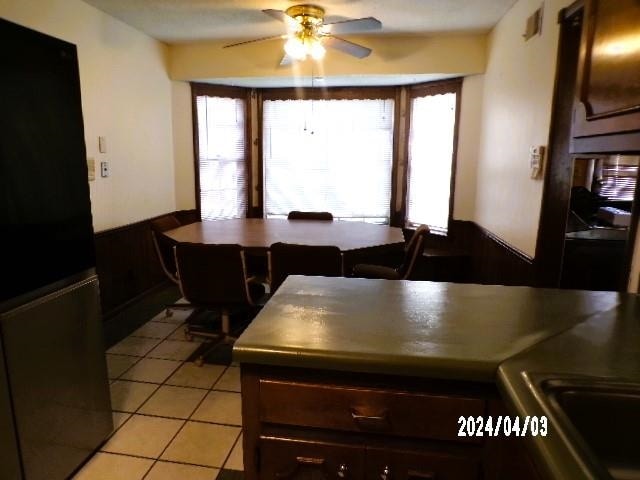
[224,4,382,65]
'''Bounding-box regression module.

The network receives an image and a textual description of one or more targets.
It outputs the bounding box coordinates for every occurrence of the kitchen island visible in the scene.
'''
[233,276,627,479]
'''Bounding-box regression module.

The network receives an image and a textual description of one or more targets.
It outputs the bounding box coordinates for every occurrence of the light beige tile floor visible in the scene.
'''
[192,391,242,426]
[147,339,201,361]
[74,305,245,480]
[102,415,184,458]
[131,321,181,340]
[166,362,226,389]
[139,385,208,419]
[145,461,219,480]
[107,336,161,357]
[160,422,241,468]
[120,358,182,384]
[105,354,139,379]
[73,452,154,480]
[214,366,240,392]
[225,435,244,471]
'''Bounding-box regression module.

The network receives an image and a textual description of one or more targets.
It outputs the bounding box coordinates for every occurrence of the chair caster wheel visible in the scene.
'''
[195,356,204,367]
[184,327,193,341]
[165,309,174,318]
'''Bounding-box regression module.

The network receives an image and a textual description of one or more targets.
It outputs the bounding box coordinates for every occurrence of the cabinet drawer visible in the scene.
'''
[259,437,365,480]
[366,446,480,480]
[259,380,485,443]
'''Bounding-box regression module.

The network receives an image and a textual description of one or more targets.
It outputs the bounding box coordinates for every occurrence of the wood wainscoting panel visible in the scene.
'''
[94,210,197,318]
[418,220,535,287]
[470,224,535,287]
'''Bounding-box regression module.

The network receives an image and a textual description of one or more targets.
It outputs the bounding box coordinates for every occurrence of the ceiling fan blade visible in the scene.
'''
[279,54,294,67]
[322,17,382,35]
[224,35,285,48]
[323,36,372,59]
[262,9,300,31]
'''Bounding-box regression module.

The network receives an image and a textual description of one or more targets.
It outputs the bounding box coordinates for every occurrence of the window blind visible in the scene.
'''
[406,92,457,234]
[599,158,638,202]
[196,95,247,220]
[262,98,394,223]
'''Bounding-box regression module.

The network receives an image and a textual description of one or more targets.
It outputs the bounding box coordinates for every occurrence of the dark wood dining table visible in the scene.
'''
[162,218,405,252]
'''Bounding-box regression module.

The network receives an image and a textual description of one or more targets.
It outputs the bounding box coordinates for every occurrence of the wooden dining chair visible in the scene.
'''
[150,214,195,317]
[268,242,343,293]
[352,224,429,280]
[150,214,181,284]
[287,211,334,220]
[174,243,265,365]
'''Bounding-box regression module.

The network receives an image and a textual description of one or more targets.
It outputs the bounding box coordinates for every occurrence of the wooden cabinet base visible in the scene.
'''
[240,365,543,480]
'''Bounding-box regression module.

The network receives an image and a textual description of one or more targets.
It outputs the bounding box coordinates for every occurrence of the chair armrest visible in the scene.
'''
[352,263,401,280]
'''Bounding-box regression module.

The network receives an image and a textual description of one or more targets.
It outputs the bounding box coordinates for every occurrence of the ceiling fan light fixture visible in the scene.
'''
[284,34,325,61]
[284,36,307,60]
[309,39,326,60]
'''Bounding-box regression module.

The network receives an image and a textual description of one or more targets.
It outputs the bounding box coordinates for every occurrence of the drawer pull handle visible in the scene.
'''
[380,465,392,480]
[350,408,389,429]
[275,457,326,479]
[407,470,435,480]
[296,456,325,466]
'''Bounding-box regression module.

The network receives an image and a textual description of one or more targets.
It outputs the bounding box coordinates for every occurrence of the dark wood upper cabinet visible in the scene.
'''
[572,0,640,153]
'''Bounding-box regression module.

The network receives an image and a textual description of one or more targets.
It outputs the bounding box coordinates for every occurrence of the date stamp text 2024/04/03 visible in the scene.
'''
[458,416,549,438]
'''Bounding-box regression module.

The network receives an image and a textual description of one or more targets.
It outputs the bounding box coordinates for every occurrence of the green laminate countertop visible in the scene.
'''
[233,276,622,383]
[498,297,640,480]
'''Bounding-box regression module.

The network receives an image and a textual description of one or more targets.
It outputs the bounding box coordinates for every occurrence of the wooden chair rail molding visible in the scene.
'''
[94,209,198,318]
[95,214,533,320]
[95,210,535,320]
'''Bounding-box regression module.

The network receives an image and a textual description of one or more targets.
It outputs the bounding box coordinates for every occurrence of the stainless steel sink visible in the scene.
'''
[541,377,640,480]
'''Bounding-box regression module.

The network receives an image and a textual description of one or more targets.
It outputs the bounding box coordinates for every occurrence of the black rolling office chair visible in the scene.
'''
[352,224,429,280]
[268,242,343,293]
[174,243,265,365]
[150,214,193,317]
[287,211,334,221]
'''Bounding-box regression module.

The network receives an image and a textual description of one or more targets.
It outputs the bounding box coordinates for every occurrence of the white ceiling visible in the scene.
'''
[82,0,518,43]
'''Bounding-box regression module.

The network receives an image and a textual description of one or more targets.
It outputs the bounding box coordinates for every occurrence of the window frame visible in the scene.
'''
[190,79,462,231]
[190,82,252,219]
[400,78,462,234]
[259,86,397,223]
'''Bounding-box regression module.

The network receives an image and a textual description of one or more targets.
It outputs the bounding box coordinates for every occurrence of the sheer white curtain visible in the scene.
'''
[262,98,394,223]
[196,95,247,220]
[406,92,457,234]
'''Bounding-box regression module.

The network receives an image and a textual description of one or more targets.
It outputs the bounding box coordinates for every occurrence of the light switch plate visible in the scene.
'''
[530,145,545,179]
[98,136,106,153]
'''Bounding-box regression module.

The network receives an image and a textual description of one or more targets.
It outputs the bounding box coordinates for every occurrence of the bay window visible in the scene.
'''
[405,82,460,234]
[191,79,461,230]
[193,85,248,220]
[262,95,394,223]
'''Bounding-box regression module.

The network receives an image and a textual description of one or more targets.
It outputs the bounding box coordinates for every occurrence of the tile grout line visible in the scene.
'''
[221,430,243,471]
[140,325,232,478]
[139,311,193,480]
[100,306,243,479]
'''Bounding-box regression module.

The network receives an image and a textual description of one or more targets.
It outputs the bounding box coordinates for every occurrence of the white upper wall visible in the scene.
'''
[473,0,573,257]
[454,75,484,221]
[0,0,176,232]
[172,81,196,210]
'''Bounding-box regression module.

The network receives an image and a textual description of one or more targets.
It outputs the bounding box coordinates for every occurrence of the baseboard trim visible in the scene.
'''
[101,281,171,321]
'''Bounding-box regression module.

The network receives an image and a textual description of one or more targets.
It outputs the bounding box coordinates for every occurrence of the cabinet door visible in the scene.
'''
[0,276,112,480]
[365,447,480,480]
[259,437,365,480]
[0,338,22,480]
[572,0,640,152]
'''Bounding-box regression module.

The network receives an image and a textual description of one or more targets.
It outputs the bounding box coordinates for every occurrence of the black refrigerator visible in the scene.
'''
[0,18,113,480]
